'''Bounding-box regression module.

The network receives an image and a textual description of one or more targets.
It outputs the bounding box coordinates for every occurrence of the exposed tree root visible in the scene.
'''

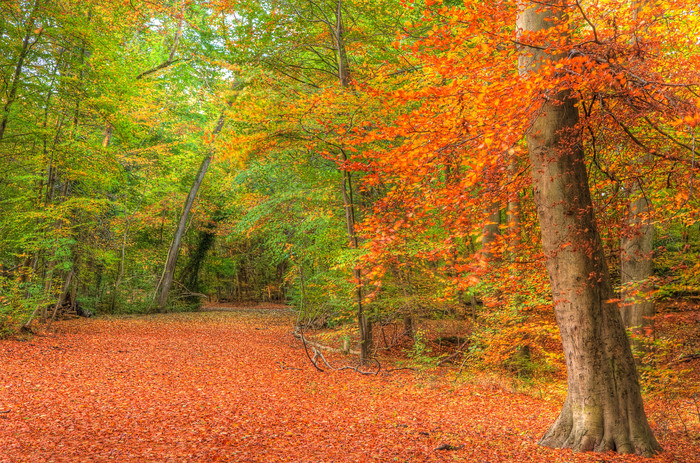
[539,399,662,457]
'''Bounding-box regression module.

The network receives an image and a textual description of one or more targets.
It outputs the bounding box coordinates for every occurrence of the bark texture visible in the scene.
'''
[621,189,654,350]
[518,1,660,456]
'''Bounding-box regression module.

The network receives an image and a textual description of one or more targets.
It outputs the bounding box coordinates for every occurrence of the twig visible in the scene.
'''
[293,329,384,375]
[20,305,41,331]
[311,347,333,369]
[574,0,600,44]
[336,357,381,376]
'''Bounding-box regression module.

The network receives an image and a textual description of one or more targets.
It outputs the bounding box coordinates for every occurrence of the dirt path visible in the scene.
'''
[0,309,692,462]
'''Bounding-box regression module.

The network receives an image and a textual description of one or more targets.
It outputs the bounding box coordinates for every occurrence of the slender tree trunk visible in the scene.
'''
[481,205,500,261]
[111,217,130,311]
[154,112,227,311]
[333,1,372,363]
[621,1,655,351]
[507,160,521,249]
[333,0,350,87]
[340,149,371,362]
[518,1,660,455]
[621,185,654,350]
[0,0,41,143]
[179,219,218,303]
[47,269,73,330]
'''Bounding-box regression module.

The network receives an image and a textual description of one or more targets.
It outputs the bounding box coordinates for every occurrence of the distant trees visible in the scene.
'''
[0,0,233,327]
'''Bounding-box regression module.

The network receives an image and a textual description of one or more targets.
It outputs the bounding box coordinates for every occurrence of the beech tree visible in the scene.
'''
[517,1,659,455]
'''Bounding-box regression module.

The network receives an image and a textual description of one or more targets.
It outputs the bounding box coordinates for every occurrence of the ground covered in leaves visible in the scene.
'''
[1,306,698,462]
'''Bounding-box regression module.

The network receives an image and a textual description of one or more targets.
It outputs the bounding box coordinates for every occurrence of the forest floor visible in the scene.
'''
[0,305,698,463]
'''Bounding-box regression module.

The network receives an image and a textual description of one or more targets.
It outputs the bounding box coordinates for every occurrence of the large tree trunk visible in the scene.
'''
[518,1,660,456]
[621,178,655,351]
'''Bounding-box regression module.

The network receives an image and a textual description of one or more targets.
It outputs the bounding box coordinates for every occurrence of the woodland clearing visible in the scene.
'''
[1,306,698,463]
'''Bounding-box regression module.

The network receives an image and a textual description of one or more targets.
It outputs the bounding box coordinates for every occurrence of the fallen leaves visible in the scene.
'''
[0,309,697,462]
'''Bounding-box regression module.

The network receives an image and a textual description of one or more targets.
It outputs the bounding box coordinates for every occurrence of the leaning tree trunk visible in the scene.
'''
[154,112,226,311]
[0,0,41,143]
[517,1,660,456]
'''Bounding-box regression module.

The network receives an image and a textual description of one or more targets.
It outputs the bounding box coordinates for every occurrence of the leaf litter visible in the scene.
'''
[0,309,697,462]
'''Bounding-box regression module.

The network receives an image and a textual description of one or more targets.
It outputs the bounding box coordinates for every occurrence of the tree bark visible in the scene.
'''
[340,147,372,363]
[620,186,654,350]
[481,205,500,261]
[507,160,521,249]
[154,112,227,311]
[517,1,660,456]
[333,0,350,87]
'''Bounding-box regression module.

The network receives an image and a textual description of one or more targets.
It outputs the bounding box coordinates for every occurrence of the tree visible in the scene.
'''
[153,110,228,312]
[517,1,659,454]
[620,180,655,351]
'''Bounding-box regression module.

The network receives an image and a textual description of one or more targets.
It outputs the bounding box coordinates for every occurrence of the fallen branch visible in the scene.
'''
[336,358,381,376]
[20,305,41,331]
[435,443,465,451]
[292,329,360,355]
[670,353,700,365]
[297,327,324,372]
[311,347,332,369]
[293,328,381,375]
[437,340,470,366]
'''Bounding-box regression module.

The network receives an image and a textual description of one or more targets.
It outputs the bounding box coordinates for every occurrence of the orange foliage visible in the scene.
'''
[348,0,700,312]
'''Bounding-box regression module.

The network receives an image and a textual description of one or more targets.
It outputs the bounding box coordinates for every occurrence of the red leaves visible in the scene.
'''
[0,309,697,461]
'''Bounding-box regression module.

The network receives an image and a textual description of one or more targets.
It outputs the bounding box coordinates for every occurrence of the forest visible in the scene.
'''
[1,0,699,461]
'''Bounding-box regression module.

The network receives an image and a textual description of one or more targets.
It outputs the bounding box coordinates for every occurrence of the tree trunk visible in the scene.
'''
[47,270,74,330]
[333,2,372,363]
[0,0,41,143]
[620,188,654,350]
[154,112,227,311]
[518,1,660,456]
[340,150,372,363]
[507,160,521,249]
[179,219,218,303]
[481,205,500,261]
[333,0,350,87]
